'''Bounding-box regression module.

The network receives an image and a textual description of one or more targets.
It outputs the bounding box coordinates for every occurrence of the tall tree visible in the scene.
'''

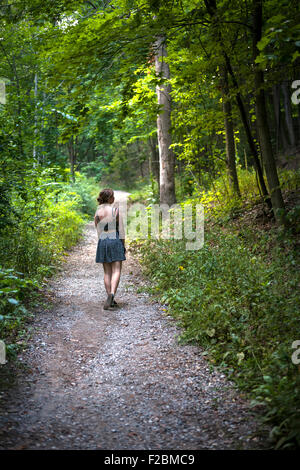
[154,36,176,205]
[223,51,271,208]
[220,65,240,196]
[252,0,286,224]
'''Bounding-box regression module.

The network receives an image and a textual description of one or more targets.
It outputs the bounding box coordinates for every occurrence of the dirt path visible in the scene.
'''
[0,192,270,450]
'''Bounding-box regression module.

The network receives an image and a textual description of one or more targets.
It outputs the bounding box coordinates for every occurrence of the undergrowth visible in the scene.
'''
[0,168,96,358]
[129,168,300,449]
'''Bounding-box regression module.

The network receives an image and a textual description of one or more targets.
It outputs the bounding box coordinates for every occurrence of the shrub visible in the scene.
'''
[0,267,38,357]
[63,173,98,217]
[0,168,92,354]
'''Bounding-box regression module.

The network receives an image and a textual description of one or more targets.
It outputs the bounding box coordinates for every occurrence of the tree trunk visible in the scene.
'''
[68,136,76,182]
[253,0,286,224]
[223,53,271,208]
[272,84,288,153]
[149,135,160,188]
[221,66,240,196]
[33,72,38,164]
[154,36,176,205]
[281,81,296,148]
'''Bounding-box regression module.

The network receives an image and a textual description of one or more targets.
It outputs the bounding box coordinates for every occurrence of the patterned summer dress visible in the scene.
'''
[95,206,126,263]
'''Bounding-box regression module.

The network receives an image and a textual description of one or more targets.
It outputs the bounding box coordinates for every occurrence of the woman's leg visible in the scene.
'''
[111,261,122,295]
[102,262,112,294]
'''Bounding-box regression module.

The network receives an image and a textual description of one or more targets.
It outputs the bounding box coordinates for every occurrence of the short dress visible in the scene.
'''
[95,206,126,263]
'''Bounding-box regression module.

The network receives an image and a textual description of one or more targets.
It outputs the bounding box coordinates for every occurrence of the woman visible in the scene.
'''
[94,189,126,310]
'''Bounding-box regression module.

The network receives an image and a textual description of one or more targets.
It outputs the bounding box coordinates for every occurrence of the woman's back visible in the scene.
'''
[95,204,119,239]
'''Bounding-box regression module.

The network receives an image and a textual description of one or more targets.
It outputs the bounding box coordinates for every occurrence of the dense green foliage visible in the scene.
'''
[0,168,97,355]
[1,0,297,200]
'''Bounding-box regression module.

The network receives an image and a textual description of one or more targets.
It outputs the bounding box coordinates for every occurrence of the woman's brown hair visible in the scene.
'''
[97,188,114,205]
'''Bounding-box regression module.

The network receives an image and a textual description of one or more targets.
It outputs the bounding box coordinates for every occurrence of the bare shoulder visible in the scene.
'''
[95,205,106,216]
[95,205,112,219]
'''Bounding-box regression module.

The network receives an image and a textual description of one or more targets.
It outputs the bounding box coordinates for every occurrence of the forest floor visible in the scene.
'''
[0,191,272,450]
